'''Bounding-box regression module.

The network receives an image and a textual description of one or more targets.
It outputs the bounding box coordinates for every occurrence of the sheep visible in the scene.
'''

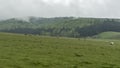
[110,42,114,45]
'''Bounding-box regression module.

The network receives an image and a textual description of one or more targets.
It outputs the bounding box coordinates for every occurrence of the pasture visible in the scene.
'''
[0,33,120,68]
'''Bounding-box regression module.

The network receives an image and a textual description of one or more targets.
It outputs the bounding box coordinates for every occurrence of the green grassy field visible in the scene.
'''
[0,33,120,68]
[95,31,120,39]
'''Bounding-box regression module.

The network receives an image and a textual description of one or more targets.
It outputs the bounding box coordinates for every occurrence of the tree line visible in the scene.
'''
[0,17,120,38]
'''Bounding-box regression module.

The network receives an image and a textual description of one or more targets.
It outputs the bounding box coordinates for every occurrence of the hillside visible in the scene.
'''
[0,33,120,68]
[0,17,120,38]
[94,32,120,39]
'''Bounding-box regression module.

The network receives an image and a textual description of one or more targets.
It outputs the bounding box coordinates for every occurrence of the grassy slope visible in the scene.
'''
[95,31,120,39]
[0,33,120,68]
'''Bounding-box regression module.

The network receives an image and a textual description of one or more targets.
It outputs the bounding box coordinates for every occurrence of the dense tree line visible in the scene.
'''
[77,21,120,37]
[0,17,120,38]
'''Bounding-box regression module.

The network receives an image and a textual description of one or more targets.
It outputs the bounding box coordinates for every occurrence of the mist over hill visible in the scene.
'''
[0,17,120,38]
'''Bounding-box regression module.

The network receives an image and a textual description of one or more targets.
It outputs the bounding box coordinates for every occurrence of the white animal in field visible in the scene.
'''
[110,42,114,45]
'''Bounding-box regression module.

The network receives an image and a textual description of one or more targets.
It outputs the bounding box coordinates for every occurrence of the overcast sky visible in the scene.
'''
[0,0,120,19]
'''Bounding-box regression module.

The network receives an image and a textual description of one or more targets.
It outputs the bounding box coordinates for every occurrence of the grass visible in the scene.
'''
[95,31,120,39]
[0,32,120,68]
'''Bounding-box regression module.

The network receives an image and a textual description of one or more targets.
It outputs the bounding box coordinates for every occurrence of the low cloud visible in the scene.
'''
[0,0,120,19]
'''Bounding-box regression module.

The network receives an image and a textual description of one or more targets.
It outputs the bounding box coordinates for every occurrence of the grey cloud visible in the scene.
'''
[0,0,120,19]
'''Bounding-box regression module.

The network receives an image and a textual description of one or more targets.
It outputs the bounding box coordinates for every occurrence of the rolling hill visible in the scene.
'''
[94,32,120,39]
[0,17,120,38]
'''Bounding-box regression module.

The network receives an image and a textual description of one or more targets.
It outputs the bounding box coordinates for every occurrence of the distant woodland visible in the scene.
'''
[0,17,120,38]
